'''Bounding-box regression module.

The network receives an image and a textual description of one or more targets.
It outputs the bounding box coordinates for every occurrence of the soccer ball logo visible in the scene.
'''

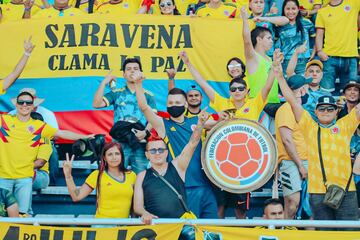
[202,119,277,193]
[216,132,262,180]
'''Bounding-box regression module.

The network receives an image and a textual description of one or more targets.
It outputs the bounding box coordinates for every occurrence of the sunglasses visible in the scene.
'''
[147,148,167,154]
[230,86,246,92]
[228,63,242,70]
[317,106,337,113]
[17,100,34,106]
[159,1,173,7]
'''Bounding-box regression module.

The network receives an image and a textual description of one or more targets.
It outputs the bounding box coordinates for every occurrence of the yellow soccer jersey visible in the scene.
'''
[0,114,57,178]
[96,0,141,15]
[196,3,237,19]
[0,80,4,95]
[85,170,136,218]
[1,2,42,22]
[36,138,53,173]
[210,91,266,121]
[33,5,86,18]
[275,103,307,163]
[298,109,359,194]
[315,0,359,57]
[149,0,197,15]
[299,0,322,10]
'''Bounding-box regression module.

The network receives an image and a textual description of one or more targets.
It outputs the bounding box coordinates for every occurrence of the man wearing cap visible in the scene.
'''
[274,61,360,224]
[0,37,34,96]
[286,46,332,120]
[338,81,360,120]
[0,91,93,215]
[275,74,310,219]
[9,88,60,186]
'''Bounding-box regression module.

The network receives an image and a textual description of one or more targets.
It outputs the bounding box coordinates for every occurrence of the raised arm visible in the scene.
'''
[240,7,257,67]
[134,171,159,224]
[22,0,33,19]
[315,28,328,61]
[134,72,165,137]
[63,153,93,202]
[172,109,209,179]
[54,130,94,141]
[179,51,215,102]
[286,42,307,77]
[2,37,35,92]
[93,72,115,108]
[166,68,176,92]
[260,65,275,101]
[253,15,289,26]
[273,56,304,122]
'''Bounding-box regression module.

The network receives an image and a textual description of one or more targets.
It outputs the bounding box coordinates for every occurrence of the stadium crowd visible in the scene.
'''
[0,0,359,235]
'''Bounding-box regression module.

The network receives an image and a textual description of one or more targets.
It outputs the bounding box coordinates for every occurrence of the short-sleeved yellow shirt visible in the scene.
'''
[275,103,307,163]
[315,0,359,57]
[298,109,359,194]
[196,3,237,19]
[85,170,136,218]
[0,114,57,178]
[36,138,53,173]
[210,91,266,121]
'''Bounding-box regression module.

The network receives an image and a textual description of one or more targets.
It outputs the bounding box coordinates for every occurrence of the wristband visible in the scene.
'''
[24,7,32,11]
[24,52,31,57]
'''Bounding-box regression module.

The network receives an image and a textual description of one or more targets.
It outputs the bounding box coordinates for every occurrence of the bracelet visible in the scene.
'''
[24,7,32,11]
[24,52,31,57]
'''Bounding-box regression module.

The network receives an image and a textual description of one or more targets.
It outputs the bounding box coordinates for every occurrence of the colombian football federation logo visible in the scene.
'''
[202,119,277,193]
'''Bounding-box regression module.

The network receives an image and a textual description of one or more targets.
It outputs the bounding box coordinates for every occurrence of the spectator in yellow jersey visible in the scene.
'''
[298,0,322,21]
[315,0,359,95]
[179,49,279,125]
[196,0,237,19]
[31,0,86,18]
[274,55,360,228]
[275,74,310,219]
[0,37,34,96]
[67,0,103,13]
[226,57,246,79]
[1,0,44,21]
[96,0,141,15]
[63,142,136,218]
[0,91,94,215]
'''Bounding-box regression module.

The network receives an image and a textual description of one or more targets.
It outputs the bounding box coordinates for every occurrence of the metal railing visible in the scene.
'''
[0,218,359,229]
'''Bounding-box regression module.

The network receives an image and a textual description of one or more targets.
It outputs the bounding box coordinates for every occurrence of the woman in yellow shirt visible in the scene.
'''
[63,142,136,218]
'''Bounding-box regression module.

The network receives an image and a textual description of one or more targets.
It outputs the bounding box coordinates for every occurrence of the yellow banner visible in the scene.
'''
[195,226,360,240]
[0,14,245,82]
[0,223,183,240]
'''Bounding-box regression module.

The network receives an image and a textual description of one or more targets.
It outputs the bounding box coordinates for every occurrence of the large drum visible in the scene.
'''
[201,118,277,193]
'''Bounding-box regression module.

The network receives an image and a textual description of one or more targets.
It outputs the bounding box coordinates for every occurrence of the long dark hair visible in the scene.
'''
[282,0,304,41]
[226,57,246,78]
[158,0,181,15]
[95,142,126,210]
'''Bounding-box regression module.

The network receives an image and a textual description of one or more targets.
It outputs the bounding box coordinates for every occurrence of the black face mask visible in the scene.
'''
[167,105,185,118]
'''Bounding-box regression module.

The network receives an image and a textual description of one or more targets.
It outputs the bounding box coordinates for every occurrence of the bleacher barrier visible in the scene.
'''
[0,218,359,240]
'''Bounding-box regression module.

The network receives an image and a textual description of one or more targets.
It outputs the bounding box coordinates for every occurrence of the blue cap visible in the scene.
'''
[186,84,202,95]
[287,75,312,90]
[316,95,337,108]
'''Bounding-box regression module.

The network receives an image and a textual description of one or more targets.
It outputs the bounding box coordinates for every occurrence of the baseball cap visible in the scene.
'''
[343,81,360,92]
[186,84,202,95]
[287,74,312,90]
[316,95,337,108]
[306,59,323,70]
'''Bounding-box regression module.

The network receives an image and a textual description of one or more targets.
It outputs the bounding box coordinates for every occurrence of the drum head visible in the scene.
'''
[201,118,277,193]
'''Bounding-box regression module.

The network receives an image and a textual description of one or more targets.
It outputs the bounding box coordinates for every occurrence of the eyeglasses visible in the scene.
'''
[228,63,242,70]
[230,86,246,92]
[317,106,337,113]
[159,1,173,7]
[17,100,34,106]
[147,148,167,154]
